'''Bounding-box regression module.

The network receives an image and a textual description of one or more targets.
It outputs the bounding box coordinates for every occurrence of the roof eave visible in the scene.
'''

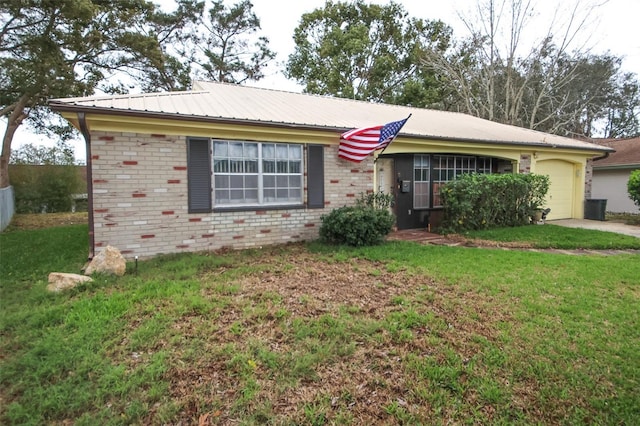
[48,101,341,133]
[48,102,613,153]
[593,164,640,170]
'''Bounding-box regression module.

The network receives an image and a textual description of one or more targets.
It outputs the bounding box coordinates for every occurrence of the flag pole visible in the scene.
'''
[378,113,411,156]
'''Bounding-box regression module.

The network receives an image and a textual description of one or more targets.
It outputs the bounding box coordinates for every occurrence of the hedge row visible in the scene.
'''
[440,173,549,233]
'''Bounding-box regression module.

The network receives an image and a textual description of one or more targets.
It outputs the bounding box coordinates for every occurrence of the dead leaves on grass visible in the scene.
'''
[8,212,88,230]
[157,246,518,424]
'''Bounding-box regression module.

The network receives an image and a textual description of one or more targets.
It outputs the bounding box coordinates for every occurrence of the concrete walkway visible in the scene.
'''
[548,219,640,239]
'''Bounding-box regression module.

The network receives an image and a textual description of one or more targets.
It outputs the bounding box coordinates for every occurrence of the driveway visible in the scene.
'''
[549,219,640,238]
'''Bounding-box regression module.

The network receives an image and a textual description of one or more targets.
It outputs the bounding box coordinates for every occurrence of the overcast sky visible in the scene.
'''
[10,0,640,161]
[243,0,640,91]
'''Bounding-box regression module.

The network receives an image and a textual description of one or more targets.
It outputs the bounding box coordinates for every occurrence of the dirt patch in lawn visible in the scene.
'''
[161,247,519,425]
[7,212,88,230]
[444,234,535,249]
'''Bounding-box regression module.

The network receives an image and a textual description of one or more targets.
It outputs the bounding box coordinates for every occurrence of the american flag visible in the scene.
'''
[338,116,410,162]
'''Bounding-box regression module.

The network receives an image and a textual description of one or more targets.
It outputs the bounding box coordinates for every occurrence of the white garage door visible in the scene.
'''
[535,160,574,220]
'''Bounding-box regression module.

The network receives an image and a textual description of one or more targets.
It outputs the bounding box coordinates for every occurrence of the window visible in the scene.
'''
[432,155,493,207]
[261,143,303,204]
[213,141,302,207]
[187,138,323,212]
[477,157,493,174]
[413,155,430,208]
[213,141,259,204]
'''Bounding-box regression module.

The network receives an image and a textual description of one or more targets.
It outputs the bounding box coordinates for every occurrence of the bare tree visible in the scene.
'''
[422,0,626,136]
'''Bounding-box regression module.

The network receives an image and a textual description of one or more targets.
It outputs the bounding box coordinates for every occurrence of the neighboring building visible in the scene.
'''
[49,81,611,259]
[591,137,640,213]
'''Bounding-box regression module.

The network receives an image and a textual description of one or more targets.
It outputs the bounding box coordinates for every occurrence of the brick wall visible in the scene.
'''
[519,154,531,174]
[90,131,373,259]
[584,158,593,199]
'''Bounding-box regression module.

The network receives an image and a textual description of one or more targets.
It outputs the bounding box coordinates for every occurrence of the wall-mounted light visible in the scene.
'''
[533,152,538,159]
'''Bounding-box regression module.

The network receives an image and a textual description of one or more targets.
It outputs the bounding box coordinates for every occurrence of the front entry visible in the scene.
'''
[394,155,429,230]
[389,153,507,230]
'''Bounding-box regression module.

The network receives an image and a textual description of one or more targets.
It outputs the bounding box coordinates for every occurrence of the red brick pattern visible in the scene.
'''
[90,131,373,259]
[519,154,532,174]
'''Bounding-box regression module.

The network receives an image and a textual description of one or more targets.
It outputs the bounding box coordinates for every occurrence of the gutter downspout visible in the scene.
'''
[592,151,610,161]
[77,112,95,259]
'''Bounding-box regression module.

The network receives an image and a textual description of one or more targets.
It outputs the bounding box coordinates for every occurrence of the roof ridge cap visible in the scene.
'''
[193,80,476,117]
[50,89,208,103]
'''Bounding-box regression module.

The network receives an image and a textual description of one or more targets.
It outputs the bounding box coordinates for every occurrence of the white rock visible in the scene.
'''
[47,272,93,292]
[84,245,127,276]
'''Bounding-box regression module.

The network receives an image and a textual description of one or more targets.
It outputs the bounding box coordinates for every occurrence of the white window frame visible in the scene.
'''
[213,140,303,208]
[413,154,430,209]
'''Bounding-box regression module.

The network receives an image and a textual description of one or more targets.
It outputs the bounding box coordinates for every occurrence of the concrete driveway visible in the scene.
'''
[549,219,640,238]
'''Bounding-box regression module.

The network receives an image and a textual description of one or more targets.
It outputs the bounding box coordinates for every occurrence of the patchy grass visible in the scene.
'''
[5,212,88,231]
[462,224,640,249]
[607,212,640,226]
[1,225,639,425]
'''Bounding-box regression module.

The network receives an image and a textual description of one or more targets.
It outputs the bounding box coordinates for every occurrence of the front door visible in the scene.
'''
[394,155,428,230]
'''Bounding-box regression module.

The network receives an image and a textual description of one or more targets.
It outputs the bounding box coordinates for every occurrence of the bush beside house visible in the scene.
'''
[320,192,395,246]
[628,169,640,208]
[440,173,550,233]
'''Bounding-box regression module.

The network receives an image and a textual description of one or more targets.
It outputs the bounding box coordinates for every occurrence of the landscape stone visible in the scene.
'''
[84,245,127,276]
[47,272,93,292]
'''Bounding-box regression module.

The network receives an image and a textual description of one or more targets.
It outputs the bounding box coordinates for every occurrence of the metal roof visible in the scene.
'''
[50,80,611,152]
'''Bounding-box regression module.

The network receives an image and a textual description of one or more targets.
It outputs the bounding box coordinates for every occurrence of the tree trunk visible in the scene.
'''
[0,94,31,188]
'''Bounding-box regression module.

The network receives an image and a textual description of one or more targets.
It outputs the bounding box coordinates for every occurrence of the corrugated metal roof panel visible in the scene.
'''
[50,81,610,152]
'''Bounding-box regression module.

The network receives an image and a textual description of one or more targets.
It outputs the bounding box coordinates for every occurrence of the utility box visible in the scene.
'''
[584,199,607,221]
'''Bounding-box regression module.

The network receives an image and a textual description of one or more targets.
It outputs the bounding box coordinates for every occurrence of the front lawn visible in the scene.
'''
[1,224,638,425]
[463,223,640,249]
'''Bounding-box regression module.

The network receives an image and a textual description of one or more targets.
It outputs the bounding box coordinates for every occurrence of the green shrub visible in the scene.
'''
[10,165,84,213]
[9,141,84,213]
[628,169,640,208]
[440,173,549,233]
[320,192,395,246]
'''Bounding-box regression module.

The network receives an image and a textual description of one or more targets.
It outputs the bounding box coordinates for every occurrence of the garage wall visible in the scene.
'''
[534,159,580,220]
[592,169,640,213]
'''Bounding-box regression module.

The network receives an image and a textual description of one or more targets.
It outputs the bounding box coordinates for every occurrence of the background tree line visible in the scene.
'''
[286,0,639,139]
[2,0,639,192]
[9,141,86,213]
